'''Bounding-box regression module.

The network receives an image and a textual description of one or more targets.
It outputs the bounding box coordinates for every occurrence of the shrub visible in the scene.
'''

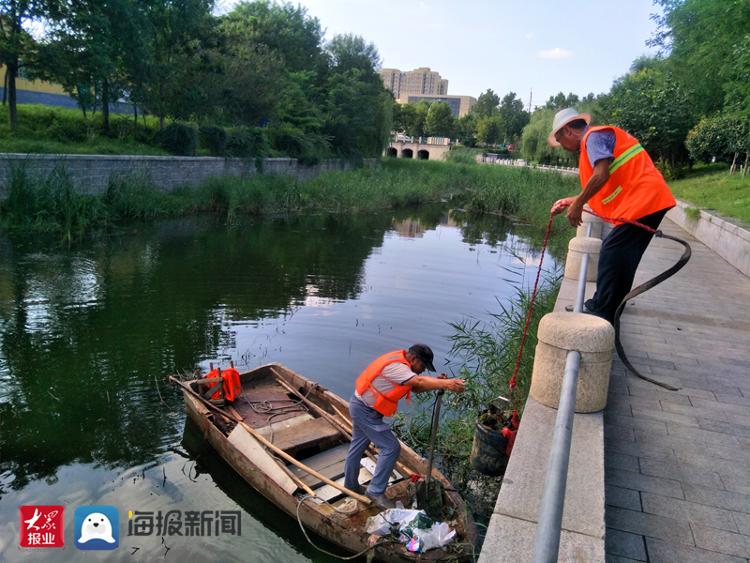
[226,127,269,158]
[156,122,198,156]
[268,123,331,164]
[199,125,228,156]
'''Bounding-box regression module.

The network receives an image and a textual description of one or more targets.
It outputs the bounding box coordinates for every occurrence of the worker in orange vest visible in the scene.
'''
[343,344,465,509]
[548,108,676,323]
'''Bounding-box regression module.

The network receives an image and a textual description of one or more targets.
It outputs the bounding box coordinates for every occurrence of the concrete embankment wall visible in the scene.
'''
[0,154,370,199]
[668,200,750,277]
[479,268,606,562]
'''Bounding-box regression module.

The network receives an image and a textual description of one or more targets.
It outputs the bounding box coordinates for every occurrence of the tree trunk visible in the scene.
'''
[76,85,88,119]
[730,152,738,174]
[7,61,18,131]
[743,151,749,177]
[101,78,110,132]
[2,70,7,105]
[133,103,138,125]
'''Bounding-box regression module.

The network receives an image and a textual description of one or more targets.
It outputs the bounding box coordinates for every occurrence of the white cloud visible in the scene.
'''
[538,47,573,60]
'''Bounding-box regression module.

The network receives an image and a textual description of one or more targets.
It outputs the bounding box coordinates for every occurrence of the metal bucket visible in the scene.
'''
[470,422,508,476]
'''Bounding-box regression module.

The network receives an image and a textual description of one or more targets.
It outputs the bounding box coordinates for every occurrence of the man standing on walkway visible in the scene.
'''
[548,108,676,323]
[344,344,465,509]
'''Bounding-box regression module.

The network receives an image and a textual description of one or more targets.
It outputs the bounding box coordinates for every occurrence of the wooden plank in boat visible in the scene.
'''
[269,417,341,452]
[360,457,403,480]
[315,467,374,502]
[227,426,297,495]
[294,460,345,487]
[256,413,314,440]
[289,443,350,487]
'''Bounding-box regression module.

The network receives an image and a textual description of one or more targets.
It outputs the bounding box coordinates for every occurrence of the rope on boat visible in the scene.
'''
[295,495,394,560]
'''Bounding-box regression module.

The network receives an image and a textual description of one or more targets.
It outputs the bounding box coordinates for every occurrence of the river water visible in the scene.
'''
[0,206,556,561]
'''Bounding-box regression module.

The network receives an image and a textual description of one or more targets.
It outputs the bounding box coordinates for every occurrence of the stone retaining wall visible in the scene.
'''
[667,200,750,277]
[0,154,367,199]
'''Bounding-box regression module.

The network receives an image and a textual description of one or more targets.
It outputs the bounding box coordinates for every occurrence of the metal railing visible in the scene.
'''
[532,223,593,562]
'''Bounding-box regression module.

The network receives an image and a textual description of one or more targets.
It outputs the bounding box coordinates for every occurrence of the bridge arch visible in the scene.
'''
[417,149,429,160]
[386,147,397,157]
[401,148,413,159]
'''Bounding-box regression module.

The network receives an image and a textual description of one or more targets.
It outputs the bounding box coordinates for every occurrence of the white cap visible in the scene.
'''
[548,108,591,147]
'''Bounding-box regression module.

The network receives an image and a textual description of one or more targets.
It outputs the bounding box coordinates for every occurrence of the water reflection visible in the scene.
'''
[0,206,556,559]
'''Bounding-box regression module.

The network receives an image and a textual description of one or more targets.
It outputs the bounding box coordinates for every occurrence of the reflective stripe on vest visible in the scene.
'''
[579,126,675,224]
[354,350,413,417]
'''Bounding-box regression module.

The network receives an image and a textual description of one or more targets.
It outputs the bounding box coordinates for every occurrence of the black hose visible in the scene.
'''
[612,230,692,391]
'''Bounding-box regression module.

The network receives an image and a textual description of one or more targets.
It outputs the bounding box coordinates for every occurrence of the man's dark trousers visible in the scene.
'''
[586,208,669,323]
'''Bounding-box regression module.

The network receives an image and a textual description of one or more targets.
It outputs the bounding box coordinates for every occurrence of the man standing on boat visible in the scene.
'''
[344,344,465,509]
[548,108,676,323]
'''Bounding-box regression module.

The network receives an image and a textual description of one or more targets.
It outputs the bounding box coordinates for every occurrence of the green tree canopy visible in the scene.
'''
[424,101,454,137]
[471,89,499,118]
[600,63,693,166]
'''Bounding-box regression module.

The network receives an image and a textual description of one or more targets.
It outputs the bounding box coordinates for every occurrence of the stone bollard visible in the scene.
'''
[530,312,615,412]
[576,209,605,239]
[564,236,601,281]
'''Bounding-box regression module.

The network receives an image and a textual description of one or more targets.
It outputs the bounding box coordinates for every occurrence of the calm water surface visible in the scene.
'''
[0,206,556,561]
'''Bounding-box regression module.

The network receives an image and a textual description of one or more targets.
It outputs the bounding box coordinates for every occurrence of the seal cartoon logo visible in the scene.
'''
[74,506,119,550]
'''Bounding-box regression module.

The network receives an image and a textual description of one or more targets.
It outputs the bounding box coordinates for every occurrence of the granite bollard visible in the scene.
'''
[564,236,601,282]
[529,312,614,412]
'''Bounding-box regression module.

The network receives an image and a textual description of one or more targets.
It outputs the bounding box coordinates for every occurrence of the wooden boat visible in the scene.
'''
[171,362,477,561]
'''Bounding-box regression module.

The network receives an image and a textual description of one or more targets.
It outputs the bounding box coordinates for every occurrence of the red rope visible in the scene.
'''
[506,208,657,392]
[508,213,554,391]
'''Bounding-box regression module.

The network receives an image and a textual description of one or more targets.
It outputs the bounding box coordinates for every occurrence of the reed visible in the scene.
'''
[1,158,577,243]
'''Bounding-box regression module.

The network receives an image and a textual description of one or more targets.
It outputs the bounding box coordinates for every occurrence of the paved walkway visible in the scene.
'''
[604,219,750,562]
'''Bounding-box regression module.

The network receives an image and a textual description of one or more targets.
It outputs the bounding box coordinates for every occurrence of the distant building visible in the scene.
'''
[379,66,476,117]
[380,67,448,100]
[406,94,477,118]
[0,65,132,113]
[0,65,77,109]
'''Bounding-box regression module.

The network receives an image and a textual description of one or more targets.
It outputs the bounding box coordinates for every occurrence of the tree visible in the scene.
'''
[223,0,324,73]
[323,33,390,157]
[650,0,750,118]
[498,91,529,142]
[455,113,476,146]
[424,101,454,137]
[520,107,575,165]
[471,88,499,118]
[0,0,45,130]
[43,0,141,129]
[545,91,580,110]
[476,115,502,145]
[137,0,215,128]
[600,64,694,167]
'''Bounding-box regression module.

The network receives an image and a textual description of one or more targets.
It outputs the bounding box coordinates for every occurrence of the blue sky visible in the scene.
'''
[220,0,663,109]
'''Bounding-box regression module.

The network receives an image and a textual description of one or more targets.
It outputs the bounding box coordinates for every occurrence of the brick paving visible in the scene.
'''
[604,218,750,563]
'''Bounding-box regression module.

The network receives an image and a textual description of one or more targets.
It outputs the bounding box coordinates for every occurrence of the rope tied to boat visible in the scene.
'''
[295,495,395,560]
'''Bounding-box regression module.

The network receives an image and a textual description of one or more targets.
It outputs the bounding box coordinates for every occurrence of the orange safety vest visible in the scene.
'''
[205,367,242,402]
[579,126,675,224]
[355,350,414,416]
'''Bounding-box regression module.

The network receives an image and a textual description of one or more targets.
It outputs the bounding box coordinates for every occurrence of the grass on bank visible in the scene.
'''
[0,104,167,156]
[668,164,750,225]
[0,157,578,243]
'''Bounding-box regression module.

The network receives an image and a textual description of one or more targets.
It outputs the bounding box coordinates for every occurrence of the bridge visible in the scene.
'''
[385,136,452,161]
